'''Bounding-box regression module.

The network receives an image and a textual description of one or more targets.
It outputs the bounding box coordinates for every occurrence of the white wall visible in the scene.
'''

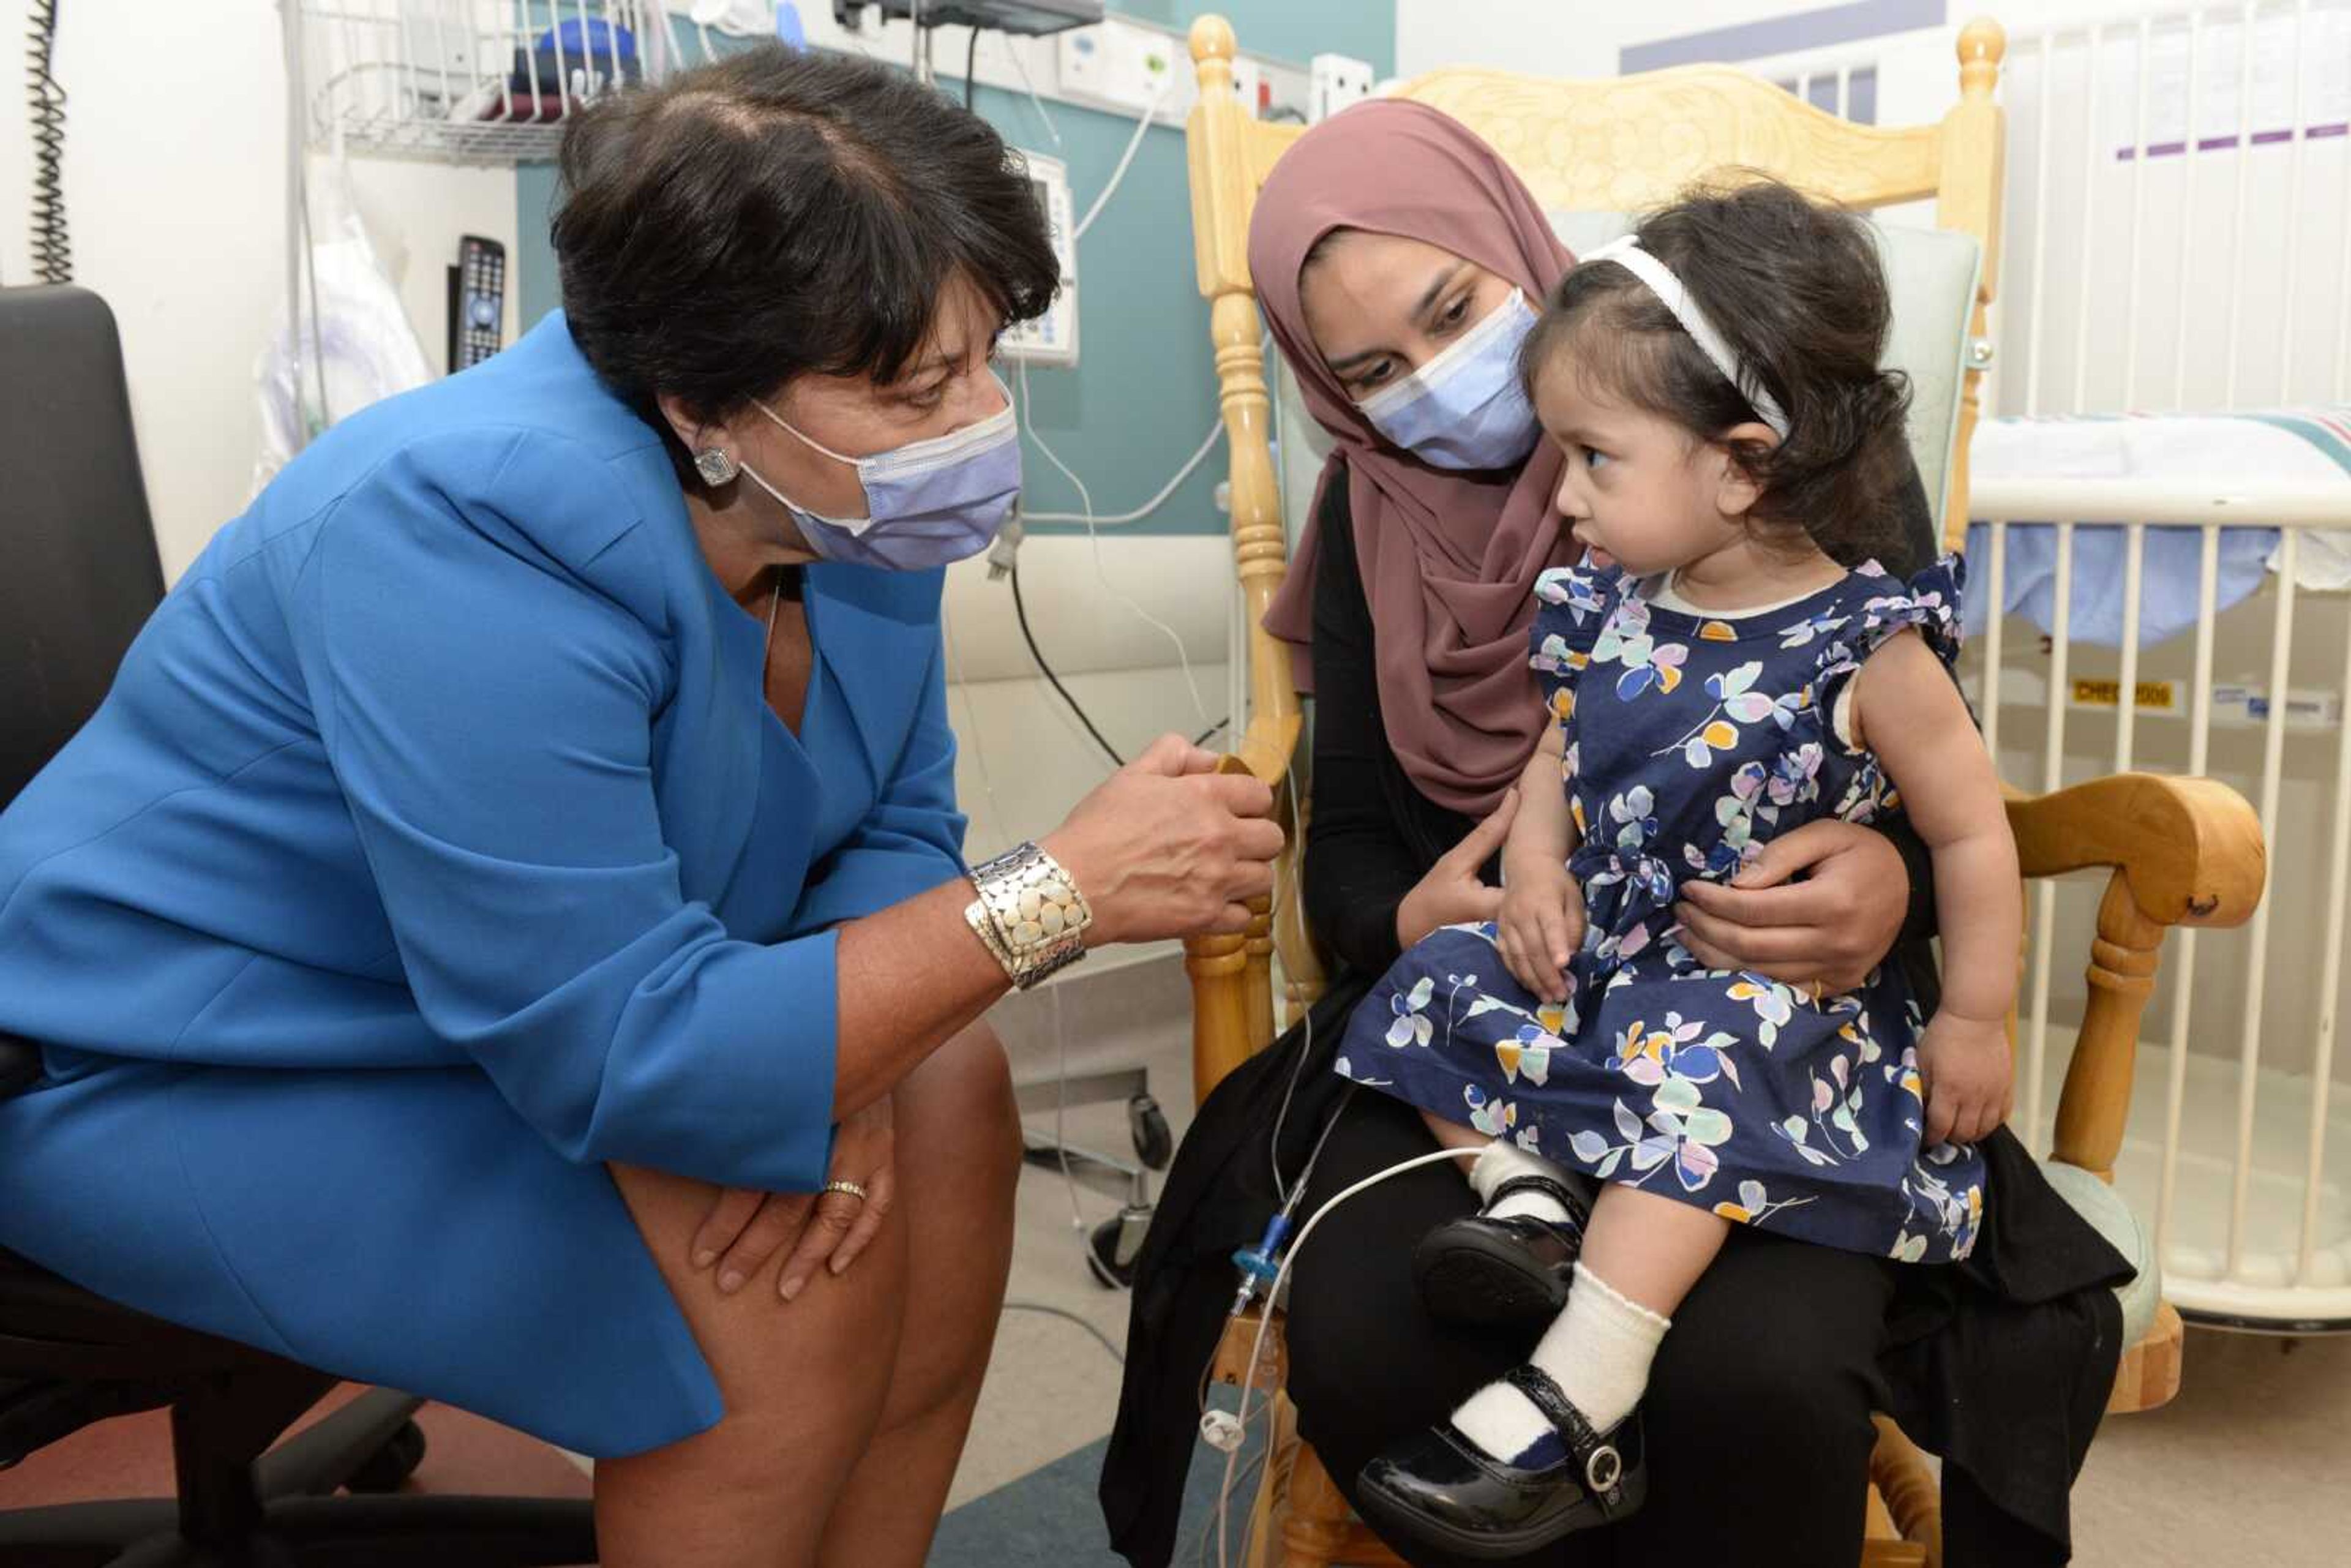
[1395,0,1831,81]
[943,536,1236,863]
[1,2,518,582]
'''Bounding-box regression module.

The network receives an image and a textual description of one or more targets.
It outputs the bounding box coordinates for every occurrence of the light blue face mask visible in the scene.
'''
[741,384,1021,571]
[1354,288,1542,471]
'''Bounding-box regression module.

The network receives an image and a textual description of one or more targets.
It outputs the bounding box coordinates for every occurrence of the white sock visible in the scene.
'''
[1467,1141,1584,1225]
[1451,1264,1670,1464]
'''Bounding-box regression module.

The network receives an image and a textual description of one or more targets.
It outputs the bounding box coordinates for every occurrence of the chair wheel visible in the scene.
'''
[1087,1204,1154,1289]
[1087,1218,1133,1289]
[1128,1093,1173,1171]
[346,1418,427,1494]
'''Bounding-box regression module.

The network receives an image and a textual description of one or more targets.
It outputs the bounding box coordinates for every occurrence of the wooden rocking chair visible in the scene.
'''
[1176,13,2268,1566]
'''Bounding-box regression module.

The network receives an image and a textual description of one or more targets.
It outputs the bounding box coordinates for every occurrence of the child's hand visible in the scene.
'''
[1498,861,1584,1003]
[1917,1012,2012,1147]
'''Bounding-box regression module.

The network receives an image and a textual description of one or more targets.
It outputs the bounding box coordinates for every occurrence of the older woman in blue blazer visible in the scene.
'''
[0,46,1280,1566]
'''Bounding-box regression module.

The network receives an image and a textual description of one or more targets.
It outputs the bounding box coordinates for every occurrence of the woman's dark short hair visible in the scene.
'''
[1521,176,1914,567]
[552,44,1059,467]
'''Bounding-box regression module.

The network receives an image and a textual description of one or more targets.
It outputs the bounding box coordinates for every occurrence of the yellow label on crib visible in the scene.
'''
[2070,678,2180,713]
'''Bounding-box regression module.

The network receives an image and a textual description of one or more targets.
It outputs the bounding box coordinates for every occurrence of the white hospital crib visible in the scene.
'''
[1757,1,2351,1331]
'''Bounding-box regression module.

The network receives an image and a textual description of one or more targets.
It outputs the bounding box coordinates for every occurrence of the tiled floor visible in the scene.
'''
[9,975,2350,1564]
[2069,1327,2351,1567]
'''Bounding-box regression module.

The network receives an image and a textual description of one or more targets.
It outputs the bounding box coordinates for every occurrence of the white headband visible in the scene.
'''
[1577,234,1791,439]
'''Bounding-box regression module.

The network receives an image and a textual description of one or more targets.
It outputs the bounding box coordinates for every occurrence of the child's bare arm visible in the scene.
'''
[1502,721,1577,871]
[1853,632,2019,1145]
[1497,722,1584,1001]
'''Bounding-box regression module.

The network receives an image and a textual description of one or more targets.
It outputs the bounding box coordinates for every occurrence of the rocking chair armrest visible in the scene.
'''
[2003,773,2264,929]
[2002,774,2265,1179]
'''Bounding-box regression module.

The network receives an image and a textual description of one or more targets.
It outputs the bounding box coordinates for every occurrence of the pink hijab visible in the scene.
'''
[1253,100,1577,819]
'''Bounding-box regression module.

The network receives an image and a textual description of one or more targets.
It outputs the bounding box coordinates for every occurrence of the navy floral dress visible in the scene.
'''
[1337,556,1987,1264]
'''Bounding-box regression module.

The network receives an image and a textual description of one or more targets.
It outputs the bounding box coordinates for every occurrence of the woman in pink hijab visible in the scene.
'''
[1106,102,1935,1568]
[1256,102,1925,1559]
[1111,105,2121,1568]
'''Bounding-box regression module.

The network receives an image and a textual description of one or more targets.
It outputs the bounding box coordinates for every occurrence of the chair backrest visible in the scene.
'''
[1182,13,2008,1033]
[0,287,167,809]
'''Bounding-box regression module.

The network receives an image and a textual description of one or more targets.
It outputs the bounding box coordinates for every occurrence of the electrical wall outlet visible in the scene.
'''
[1056,15,1196,124]
[1056,25,1114,97]
[1309,52,1376,121]
[1227,56,1264,118]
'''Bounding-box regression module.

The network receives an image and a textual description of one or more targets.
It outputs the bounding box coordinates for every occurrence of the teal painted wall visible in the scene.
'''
[514,4,1390,536]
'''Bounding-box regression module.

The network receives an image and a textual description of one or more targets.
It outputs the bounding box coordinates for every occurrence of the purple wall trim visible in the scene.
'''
[1619,0,1948,73]
[2118,123,2350,161]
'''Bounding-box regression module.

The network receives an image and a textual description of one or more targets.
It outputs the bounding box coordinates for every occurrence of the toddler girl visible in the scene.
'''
[1336,178,2019,1559]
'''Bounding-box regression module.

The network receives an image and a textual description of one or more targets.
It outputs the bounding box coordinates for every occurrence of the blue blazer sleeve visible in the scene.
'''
[288,429,834,1192]
[794,621,967,932]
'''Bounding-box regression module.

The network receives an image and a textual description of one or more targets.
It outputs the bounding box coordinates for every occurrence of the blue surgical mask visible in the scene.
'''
[1355,288,1542,471]
[741,384,1021,570]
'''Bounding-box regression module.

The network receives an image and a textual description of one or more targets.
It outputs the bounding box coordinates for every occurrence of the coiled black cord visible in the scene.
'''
[1008,563,1126,768]
[28,0,69,283]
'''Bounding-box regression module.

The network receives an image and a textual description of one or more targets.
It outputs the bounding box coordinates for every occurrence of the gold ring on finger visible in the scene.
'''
[823,1180,869,1202]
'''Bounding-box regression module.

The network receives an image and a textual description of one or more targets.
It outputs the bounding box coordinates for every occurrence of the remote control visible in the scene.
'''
[448,236,506,372]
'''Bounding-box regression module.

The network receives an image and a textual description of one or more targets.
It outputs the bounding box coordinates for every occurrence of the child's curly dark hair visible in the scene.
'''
[1521,175,1914,568]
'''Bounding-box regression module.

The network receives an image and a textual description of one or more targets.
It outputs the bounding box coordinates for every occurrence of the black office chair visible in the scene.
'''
[0,285,598,1566]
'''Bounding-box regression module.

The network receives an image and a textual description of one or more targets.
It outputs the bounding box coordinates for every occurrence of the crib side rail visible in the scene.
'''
[1970,476,2351,530]
[1968,454,2351,1312]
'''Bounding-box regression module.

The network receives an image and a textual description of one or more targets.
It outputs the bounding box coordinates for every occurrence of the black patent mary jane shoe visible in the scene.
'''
[1413,1172,1590,1327]
[1355,1367,1644,1562]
